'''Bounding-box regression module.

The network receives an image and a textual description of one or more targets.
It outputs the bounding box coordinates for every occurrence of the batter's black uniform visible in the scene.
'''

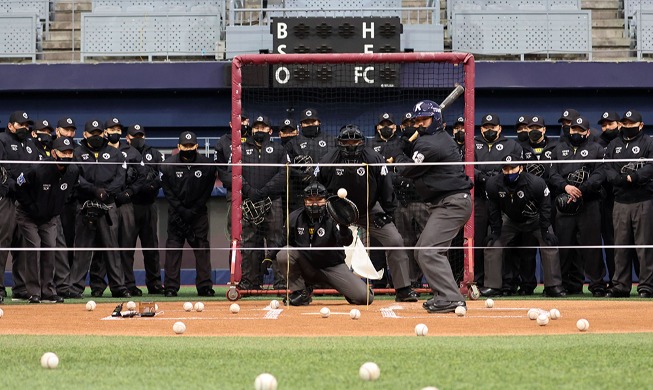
[15,159,79,300]
[549,138,607,294]
[604,131,653,296]
[69,138,129,297]
[239,138,287,290]
[160,152,216,295]
[473,135,522,287]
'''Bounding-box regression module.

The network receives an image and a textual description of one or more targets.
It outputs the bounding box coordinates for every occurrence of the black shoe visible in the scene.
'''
[480,287,503,297]
[638,290,652,298]
[129,288,143,297]
[237,282,260,291]
[111,290,132,298]
[198,288,215,297]
[91,290,104,298]
[591,289,606,298]
[164,290,178,297]
[424,300,466,314]
[12,292,29,300]
[518,288,534,296]
[395,288,419,302]
[65,291,83,299]
[565,287,583,295]
[28,295,41,304]
[606,289,630,298]
[43,295,65,303]
[543,286,567,297]
[148,286,165,295]
[283,290,312,306]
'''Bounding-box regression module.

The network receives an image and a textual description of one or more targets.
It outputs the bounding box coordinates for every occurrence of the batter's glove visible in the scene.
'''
[373,213,394,229]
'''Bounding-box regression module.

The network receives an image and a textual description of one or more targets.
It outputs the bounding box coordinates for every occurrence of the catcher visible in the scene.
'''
[549,116,607,296]
[273,182,373,306]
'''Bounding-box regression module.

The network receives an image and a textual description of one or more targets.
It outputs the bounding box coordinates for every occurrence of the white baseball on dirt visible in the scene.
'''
[40,352,59,369]
[270,300,280,309]
[415,323,428,336]
[183,302,193,312]
[350,309,361,320]
[455,306,466,316]
[229,303,240,314]
[537,313,550,326]
[550,308,561,320]
[485,298,494,308]
[254,373,278,390]
[320,307,330,318]
[126,301,137,311]
[576,319,590,331]
[85,301,96,311]
[0,308,3,318]
[172,321,186,334]
[528,308,539,320]
[194,302,204,312]
[337,188,348,198]
[359,362,381,381]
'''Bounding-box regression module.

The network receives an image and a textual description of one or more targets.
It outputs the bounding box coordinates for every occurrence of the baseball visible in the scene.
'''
[550,308,561,320]
[455,306,466,316]
[0,308,3,318]
[173,321,186,334]
[230,303,240,314]
[485,298,494,308]
[183,302,193,312]
[320,307,330,318]
[415,323,428,336]
[40,352,59,369]
[337,188,347,198]
[527,308,539,320]
[254,373,278,390]
[85,301,96,311]
[154,303,159,311]
[536,313,550,326]
[359,362,381,381]
[194,302,204,312]
[350,308,361,320]
[126,301,136,311]
[576,319,590,331]
[270,300,280,309]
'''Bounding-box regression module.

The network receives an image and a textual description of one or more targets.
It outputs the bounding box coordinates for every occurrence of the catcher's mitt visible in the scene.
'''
[242,197,272,225]
[566,167,589,187]
[326,195,359,226]
[555,193,584,215]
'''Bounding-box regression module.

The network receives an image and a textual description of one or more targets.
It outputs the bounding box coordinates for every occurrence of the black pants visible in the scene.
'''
[53,202,76,295]
[473,196,489,286]
[241,198,284,288]
[0,197,16,296]
[612,200,653,294]
[122,203,163,291]
[16,208,57,298]
[503,234,538,293]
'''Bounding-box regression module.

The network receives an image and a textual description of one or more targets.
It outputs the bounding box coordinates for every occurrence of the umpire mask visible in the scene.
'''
[304,182,327,222]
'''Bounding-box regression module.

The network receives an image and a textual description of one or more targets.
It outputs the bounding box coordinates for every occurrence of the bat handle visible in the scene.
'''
[408,130,419,142]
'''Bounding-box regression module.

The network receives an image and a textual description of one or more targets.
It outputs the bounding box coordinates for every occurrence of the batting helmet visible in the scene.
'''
[555,193,584,215]
[412,100,443,135]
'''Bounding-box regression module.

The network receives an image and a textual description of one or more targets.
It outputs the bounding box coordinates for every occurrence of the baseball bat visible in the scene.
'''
[409,84,466,142]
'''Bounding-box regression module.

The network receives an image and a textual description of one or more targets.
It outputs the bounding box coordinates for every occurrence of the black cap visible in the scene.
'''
[528,116,546,127]
[128,124,145,136]
[401,112,413,124]
[252,115,271,127]
[558,108,580,123]
[597,111,620,125]
[57,117,76,129]
[621,109,643,123]
[481,113,500,126]
[377,112,395,125]
[515,115,529,126]
[300,108,319,122]
[501,152,523,166]
[9,111,33,125]
[179,131,197,145]
[279,118,297,132]
[571,116,589,131]
[34,119,54,132]
[104,117,123,129]
[453,116,465,126]
[241,110,249,120]
[52,136,75,152]
[84,119,104,133]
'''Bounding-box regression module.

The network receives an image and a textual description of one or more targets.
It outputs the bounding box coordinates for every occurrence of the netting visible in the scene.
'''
[230,53,475,298]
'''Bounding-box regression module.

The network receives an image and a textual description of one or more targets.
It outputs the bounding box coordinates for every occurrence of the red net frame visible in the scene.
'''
[229,52,476,298]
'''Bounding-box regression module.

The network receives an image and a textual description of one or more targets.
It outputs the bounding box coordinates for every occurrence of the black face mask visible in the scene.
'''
[107,133,121,144]
[179,149,197,162]
[569,133,587,147]
[306,204,326,222]
[622,126,640,139]
[252,132,270,144]
[503,171,521,186]
[302,125,320,138]
[86,135,104,150]
[15,127,29,142]
[529,130,543,143]
[37,133,53,149]
[482,130,498,143]
[56,156,73,170]
[562,125,571,138]
[454,131,465,144]
[602,128,619,141]
[241,124,251,137]
[130,137,145,151]
[517,132,530,142]
[379,126,394,140]
[280,135,296,145]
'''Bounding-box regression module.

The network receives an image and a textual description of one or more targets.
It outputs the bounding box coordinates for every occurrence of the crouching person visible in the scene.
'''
[274,183,373,306]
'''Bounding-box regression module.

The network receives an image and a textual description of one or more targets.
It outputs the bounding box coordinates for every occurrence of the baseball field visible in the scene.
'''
[1,286,652,389]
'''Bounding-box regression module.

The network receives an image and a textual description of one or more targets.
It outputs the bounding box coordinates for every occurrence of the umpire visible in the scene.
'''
[160,131,217,297]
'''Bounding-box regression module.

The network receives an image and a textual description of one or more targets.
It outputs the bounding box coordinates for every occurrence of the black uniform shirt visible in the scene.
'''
[473,135,523,196]
[132,143,164,205]
[0,130,40,195]
[368,133,404,161]
[160,152,217,213]
[73,138,126,203]
[285,131,336,163]
[519,137,558,182]
[604,131,653,203]
[549,138,605,201]
[118,141,148,197]
[241,138,288,201]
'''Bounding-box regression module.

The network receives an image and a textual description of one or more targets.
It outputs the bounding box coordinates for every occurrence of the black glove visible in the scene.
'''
[400,136,413,156]
[94,187,109,202]
[373,213,393,229]
[337,224,350,235]
[115,189,133,205]
[541,229,559,246]
[248,188,267,202]
[484,231,500,247]
[629,172,639,184]
[614,173,630,186]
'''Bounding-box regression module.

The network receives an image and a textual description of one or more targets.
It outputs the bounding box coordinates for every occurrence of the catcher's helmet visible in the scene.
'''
[303,183,327,221]
[304,182,328,198]
[337,124,365,159]
[555,193,583,215]
[412,100,443,135]
[567,168,589,187]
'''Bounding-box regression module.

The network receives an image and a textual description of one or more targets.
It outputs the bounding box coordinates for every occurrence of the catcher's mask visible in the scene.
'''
[337,124,365,160]
[567,167,589,187]
[303,182,327,222]
[242,197,272,225]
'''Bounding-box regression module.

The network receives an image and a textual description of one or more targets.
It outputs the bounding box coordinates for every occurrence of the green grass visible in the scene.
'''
[1,334,651,389]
